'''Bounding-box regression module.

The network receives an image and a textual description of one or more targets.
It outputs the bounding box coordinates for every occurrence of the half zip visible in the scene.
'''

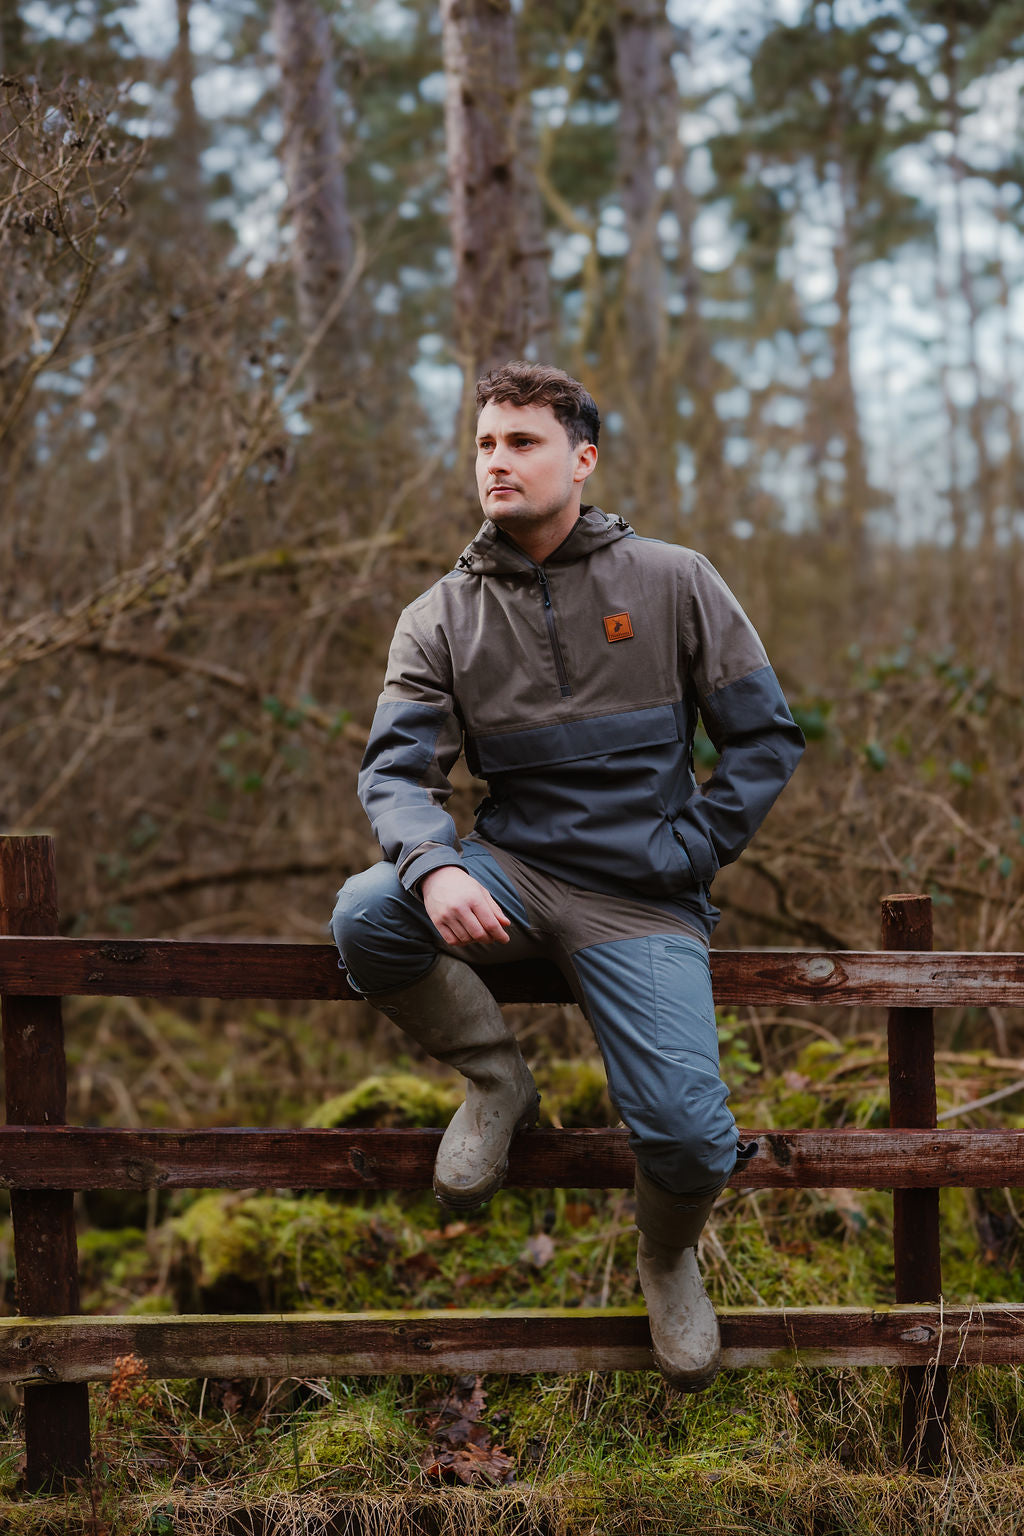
[536,567,573,698]
[489,529,575,699]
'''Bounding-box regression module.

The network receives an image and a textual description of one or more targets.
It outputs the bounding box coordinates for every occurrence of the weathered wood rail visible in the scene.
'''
[1,834,1022,1487]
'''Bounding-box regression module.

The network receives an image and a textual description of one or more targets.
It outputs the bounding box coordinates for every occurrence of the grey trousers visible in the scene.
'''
[331,837,738,1198]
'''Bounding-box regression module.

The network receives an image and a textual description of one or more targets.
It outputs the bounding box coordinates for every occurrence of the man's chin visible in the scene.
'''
[486,504,533,527]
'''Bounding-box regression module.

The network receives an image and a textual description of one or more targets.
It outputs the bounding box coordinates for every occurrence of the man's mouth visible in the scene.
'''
[489,485,519,496]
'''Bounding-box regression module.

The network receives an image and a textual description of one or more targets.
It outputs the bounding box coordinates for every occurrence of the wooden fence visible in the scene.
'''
[1,833,1023,1489]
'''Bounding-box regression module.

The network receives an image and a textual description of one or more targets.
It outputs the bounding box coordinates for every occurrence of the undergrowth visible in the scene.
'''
[0,1001,1021,1532]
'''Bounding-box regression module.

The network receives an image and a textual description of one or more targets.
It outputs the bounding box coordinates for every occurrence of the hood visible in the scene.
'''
[454,505,635,577]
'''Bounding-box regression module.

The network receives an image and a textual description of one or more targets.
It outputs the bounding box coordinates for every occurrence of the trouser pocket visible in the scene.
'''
[649,935,719,1067]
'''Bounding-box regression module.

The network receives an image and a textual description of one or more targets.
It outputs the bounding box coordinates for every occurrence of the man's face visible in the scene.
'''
[475,401,593,535]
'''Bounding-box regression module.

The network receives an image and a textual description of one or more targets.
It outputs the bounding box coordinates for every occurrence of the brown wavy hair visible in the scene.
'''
[475,361,600,449]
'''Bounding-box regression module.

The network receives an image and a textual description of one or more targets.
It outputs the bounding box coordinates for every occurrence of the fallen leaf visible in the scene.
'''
[421,1440,515,1486]
[454,1265,511,1289]
[420,1221,469,1242]
[401,1251,442,1278]
[522,1232,555,1268]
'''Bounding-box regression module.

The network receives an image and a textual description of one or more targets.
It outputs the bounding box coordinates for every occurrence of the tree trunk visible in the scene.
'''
[611,0,677,533]
[0,3,27,75]
[935,259,968,641]
[272,0,354,405]
[171,0,207,249]
[830,152,871,593]
[944,27,1000,660]
[440,0,550,401]
[993,214,1020,674]
[666,43,727,556]
[614,0,665,386]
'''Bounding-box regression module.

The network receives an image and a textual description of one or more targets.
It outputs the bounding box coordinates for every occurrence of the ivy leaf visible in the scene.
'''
[863,741,887,771]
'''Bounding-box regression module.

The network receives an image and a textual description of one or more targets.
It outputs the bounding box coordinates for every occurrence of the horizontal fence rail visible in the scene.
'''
[0,1125,1022,1190]
[2,1307,1023,1382]
[3,935,1024,1006]
[2,834,1023,1487]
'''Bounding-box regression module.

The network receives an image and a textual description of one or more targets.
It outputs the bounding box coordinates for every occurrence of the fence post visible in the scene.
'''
[0,836,91,1487]
[882,892,948,1471]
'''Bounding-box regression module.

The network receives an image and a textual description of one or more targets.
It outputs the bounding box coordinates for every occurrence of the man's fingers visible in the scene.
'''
[421,868,512,946]
[472,897,511,943]
[438,899,509,947]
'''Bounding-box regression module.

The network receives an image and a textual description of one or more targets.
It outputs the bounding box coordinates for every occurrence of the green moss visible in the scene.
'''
[127,1292,175,1315]
[78,1226,154,1311]
[535,1058,617,1127]
[288,1393,420,1482]
[307,1071,461,1128]
[173,1192,404,1309]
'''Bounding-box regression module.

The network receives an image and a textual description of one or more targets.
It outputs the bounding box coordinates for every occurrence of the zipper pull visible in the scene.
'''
[537,569,551,608]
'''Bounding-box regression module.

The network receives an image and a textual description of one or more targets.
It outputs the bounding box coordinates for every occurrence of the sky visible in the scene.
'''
[22,0,1024,544]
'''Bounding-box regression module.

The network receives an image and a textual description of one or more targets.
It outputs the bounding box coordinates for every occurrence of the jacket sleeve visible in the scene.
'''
[357,607,467,892]
[670,554,805,885]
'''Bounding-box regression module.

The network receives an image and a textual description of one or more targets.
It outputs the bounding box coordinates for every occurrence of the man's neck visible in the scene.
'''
[498,510,583,566]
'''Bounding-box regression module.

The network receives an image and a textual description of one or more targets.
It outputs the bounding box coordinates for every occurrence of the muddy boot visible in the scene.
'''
[635,1166,723,1393]
[368,955,539,1212]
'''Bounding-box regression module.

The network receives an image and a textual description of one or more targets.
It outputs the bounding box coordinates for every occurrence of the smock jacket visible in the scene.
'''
[358,507,804,933]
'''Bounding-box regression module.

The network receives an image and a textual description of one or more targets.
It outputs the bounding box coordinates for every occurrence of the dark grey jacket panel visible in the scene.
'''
[357,509,804,909]
[670,665,805,883]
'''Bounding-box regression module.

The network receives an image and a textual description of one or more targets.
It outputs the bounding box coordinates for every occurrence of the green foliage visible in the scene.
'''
[790,700,830,742]
[863,739,888,771]
[534,1058,618,1127]
[307,1072,461,1129]
[172,1192,395,1310]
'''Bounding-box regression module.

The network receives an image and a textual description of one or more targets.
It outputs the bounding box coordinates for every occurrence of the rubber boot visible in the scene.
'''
[368,955,539,1212]
[634,1165,723,1393]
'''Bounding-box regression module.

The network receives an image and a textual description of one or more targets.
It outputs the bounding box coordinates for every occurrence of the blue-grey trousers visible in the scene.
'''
[331,837,738,1199]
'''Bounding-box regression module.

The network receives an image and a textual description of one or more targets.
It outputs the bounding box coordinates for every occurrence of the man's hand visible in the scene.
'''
[420,866,512,948]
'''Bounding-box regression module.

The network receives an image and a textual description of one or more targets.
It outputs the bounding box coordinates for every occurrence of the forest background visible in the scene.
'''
[3,0,1024,960]
[2,0,1024,1527]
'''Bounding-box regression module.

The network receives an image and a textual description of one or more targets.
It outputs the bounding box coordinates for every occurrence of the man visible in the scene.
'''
[332,362,804,1391]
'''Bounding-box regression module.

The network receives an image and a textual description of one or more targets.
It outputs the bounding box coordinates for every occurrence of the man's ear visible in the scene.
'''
[573,443,598,483]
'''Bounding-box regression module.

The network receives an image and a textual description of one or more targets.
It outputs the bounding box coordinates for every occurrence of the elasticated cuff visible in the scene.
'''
[399,845,465,893]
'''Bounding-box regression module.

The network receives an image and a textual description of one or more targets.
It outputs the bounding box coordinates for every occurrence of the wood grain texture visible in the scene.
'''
[0,1306,1021,1382]
[3,937,1024,1005]
[0,837,90,1487]
[883,893,947,1469]
[1,1125,1022,1190]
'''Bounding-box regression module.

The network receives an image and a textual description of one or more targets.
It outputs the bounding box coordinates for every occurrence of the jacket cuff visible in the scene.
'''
[670,820,718,885]
[400,844,465,893]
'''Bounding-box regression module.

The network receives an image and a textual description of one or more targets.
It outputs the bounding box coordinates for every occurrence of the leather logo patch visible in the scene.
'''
[603,612,634,642]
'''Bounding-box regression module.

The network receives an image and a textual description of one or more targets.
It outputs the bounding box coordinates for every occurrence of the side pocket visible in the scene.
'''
[667,817,698,887]
[649,936,720,1066]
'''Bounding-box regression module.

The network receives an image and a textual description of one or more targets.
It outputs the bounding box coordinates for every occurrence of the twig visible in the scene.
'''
[936,1078,1024,1122]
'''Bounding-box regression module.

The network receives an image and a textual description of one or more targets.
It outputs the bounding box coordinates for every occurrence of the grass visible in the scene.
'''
[2,1367,1024,1532]
[0,998,1022,1532]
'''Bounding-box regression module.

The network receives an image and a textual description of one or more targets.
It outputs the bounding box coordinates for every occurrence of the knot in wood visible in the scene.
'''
[126,1159,163,1186]
[99,943,145,964]
[899,1324,936,1344]
[795,956,843,992]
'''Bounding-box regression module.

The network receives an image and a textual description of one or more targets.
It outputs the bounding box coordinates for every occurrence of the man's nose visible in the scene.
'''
[488,443,512,474]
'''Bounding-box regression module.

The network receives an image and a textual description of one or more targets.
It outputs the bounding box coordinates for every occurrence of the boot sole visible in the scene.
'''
[651,1340,722,1394]
[433,1095,541,1213]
